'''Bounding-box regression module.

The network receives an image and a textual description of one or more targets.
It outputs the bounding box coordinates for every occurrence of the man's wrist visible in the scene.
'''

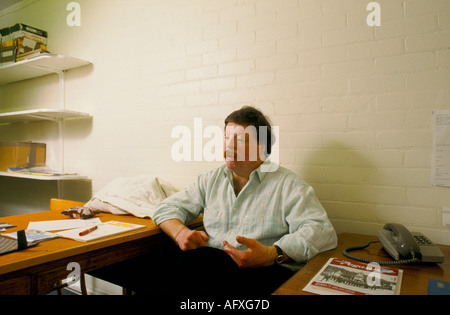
[159,219,187,242]
[174,225,187,241]
[274,245,288,264]
[266,246,278,266]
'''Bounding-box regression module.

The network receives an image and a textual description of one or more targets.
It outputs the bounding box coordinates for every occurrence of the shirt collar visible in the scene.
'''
[222,160,274,183]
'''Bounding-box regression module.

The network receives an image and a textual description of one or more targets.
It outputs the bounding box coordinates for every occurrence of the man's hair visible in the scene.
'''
[224,106,274,157]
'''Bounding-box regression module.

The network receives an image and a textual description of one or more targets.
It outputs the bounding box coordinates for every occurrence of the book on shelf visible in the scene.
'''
[16,49,49,61]
[7,166,77,177]
[302,258,403,295]
[1,23,48,66]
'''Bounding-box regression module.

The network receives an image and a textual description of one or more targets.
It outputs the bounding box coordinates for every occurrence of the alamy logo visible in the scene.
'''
[171,118,279,172]
[67,2,81,27]
[64,262,81,286]
[366,262,381,287]
[367,2,381,27]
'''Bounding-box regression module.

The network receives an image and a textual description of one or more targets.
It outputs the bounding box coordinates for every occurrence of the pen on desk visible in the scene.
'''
[79,226,98,236]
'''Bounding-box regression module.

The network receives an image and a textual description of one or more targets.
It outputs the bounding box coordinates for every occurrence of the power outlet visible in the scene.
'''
[443,208,450,228]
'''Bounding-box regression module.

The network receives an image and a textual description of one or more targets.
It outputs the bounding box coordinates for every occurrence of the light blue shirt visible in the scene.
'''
[153,162,337,264]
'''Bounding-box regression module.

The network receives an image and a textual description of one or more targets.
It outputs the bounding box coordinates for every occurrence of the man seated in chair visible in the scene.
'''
[150,106,337,295]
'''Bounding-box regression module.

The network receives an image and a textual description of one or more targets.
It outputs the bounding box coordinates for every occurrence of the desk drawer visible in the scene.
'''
[0,275,31,295]
[36,260,88,295]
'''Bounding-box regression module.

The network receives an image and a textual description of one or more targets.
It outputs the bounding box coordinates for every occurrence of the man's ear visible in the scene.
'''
[258,143,266,161]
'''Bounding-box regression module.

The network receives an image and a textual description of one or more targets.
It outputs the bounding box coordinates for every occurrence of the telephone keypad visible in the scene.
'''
[413,233,433,246]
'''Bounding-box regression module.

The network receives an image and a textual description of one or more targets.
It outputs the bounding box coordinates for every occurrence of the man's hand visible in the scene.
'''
[159,219,209,251]
[175,227,209,251]
[223,236,277,268]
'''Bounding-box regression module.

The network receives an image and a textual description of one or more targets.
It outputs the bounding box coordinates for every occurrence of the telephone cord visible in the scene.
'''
[342,240,420,265]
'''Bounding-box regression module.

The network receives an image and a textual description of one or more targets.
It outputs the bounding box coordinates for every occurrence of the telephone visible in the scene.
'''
[343,223,445,265]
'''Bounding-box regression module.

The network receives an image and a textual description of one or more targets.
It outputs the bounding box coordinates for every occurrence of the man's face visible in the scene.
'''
[224,122,265,170]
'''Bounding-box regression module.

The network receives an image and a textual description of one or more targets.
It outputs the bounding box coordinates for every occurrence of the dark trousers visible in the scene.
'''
[139,246,294,296]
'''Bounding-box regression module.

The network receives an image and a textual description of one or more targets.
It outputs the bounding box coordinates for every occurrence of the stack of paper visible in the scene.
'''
[1,218,145,244]
[55,221,146,242]
[27,218,101,231]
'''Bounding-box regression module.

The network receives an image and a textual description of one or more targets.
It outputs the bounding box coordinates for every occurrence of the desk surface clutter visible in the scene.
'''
[0,210,203,295]
[0,211,159,275]
[55,221,146,242]
[273,233,450,295]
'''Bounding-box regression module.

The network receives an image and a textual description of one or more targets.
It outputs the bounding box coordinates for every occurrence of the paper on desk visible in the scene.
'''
[56,221,146,242]
[2,229,58,243]
[432,110,450,187]
[27,218,102,232]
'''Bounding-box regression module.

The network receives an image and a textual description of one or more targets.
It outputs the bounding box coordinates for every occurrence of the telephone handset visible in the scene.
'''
[343,223,445,265]
[378,223,444,263]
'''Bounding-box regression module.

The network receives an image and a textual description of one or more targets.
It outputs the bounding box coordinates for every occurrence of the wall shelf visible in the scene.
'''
[0,108,90,124]
[0,53,91,85]
[0,171,88,181]
[0,53,92,183]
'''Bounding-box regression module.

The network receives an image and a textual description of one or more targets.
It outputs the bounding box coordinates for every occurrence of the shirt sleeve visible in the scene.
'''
[274,182,337,263]
[152,176,206,226]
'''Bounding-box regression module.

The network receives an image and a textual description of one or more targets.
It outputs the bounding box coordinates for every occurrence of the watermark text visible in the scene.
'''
[67,2,81,27]
[367,2,381,27]
[171,118,279,172]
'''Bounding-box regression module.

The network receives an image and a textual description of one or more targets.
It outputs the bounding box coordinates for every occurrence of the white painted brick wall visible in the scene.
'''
[1,0,449,244]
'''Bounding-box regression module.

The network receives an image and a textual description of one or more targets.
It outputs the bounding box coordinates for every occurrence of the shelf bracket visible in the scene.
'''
[57,69,66,110]
[24,64,66,109]
[57,70,66,174]
[25,65,66,174]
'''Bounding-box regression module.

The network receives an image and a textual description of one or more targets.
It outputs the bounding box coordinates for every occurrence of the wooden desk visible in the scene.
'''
[273,233,450,295]
[0,211,201,295]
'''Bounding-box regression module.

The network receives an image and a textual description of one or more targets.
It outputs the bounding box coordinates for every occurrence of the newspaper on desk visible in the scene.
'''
[303,258,403,295]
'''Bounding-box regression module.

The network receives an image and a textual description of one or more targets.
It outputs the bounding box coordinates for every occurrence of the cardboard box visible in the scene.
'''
[12,24,48,61]
[9,23,48,40]
[0,27,9,38]
[28,142,46,168]
[1,27,15,66]
[0,142,30,171]
[0,40,15,66]
[12,24,47,58]
[0,23,48,65]
[0,142,46,171]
